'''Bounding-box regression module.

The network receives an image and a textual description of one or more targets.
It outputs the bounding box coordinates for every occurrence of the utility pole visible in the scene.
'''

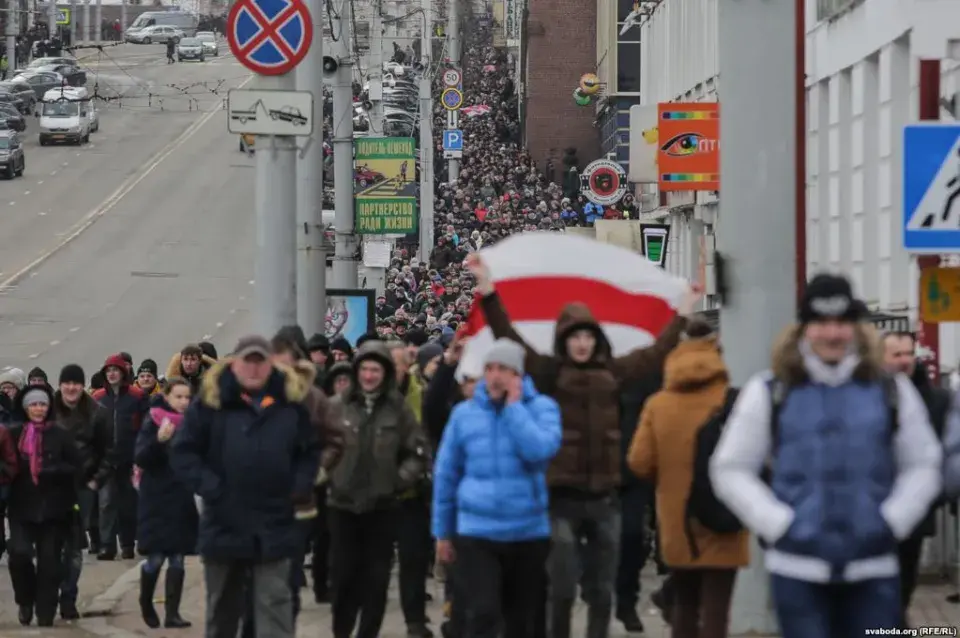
[5,3,16,71]
[82,0,89,43]
[69,0,76,45]
[254,77,299,335]
[94,0,100,43]
[446,0,459,182]
[119,0,125,38]
[330,0,357,288]
[295,0,326,334]
[46,0,54,38]
[416,0,433,262]
[717,0,797,633]
[368,0,384,133]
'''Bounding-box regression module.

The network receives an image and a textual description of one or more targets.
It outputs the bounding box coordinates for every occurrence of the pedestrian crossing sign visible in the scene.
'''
[56,8,71,24]
[903,123,960,252]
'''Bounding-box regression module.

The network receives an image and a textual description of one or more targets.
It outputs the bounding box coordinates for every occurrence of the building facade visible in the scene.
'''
[595,0,643,172]
[640,0,960,372]
[521,0,600,169]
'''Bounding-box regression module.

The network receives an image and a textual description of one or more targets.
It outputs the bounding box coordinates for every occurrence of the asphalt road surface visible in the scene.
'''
[0,40,255,373]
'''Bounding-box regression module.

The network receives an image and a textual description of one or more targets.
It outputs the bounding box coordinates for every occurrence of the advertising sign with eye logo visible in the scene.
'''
[580,159,628,206]
[657,102,720,192]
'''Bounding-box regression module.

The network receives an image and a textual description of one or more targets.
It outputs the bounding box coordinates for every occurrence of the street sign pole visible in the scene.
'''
[294,0,325,335]
[446,0,460,182]
[120,0,126,44]
[5,6,16,72]
[47,0,56,38]
[83,0,90,44]
[227,0,314,335]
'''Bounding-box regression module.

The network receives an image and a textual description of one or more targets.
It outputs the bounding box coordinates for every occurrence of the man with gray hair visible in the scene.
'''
[433,337,561,637]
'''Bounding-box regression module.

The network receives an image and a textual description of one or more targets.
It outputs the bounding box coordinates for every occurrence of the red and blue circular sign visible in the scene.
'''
[227,0,313,76]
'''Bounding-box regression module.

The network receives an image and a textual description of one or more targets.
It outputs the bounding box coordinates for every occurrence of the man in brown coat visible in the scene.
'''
[467,254,702,638]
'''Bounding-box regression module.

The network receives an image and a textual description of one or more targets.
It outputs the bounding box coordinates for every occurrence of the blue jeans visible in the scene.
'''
[59,488,96,604]
[771,574,901,637]
[144,553,185,573]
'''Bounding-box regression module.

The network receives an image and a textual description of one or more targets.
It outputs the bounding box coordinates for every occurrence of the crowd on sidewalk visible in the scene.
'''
[0,16,958,638]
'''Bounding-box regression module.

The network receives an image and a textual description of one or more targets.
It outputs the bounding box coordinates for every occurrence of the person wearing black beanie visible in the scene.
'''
[135,360,160,395]
[27,367,48,387]
[330,337,354,362]
[306,334,331,367]
[710,272,943,636]
[198,341,218,362]
[355,332,381,350]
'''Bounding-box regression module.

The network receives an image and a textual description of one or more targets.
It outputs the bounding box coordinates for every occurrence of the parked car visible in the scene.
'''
[13,71,63,99]
[0,88,25,114]
[0,130,26,178]
[177,37,205,62]
[0,104,26,131]
[31,64,85,87]
[0,81,37,113]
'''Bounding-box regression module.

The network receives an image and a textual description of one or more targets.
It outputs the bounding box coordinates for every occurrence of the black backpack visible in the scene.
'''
[685,388,742,558]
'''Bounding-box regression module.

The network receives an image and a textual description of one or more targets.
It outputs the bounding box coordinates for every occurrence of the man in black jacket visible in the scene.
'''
[54,364,115,620]
[882,331,950,625]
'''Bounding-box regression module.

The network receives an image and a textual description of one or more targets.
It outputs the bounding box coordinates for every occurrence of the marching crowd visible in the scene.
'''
[0,16,957,638]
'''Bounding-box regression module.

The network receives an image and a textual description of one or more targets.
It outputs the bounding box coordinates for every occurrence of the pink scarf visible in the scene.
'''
[149,407,184,431]
[19,421,52,485]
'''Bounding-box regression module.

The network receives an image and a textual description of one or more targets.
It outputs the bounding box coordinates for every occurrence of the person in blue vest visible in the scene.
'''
[709,273,942,636]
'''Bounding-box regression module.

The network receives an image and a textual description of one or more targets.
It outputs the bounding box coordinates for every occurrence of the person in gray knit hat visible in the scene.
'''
[432,337,560,638]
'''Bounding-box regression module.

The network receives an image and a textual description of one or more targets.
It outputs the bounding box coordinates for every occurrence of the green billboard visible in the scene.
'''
[354,137,418,234]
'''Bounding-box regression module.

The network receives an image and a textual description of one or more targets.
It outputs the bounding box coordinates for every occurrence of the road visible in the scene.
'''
[0,41,255,374]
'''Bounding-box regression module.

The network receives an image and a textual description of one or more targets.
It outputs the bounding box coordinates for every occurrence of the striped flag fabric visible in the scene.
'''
[456,232,690,379]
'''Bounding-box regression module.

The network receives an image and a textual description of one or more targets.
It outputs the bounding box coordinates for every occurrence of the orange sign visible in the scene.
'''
[657,102,720,192]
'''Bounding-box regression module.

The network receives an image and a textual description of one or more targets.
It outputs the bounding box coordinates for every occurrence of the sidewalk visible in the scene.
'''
[103,558,673,638]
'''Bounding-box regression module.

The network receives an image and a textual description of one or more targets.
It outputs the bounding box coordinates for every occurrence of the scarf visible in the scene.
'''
[149,406,184,431]
[19,421,52,485]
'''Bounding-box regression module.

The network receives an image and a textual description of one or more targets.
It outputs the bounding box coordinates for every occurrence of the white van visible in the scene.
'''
[38,87,92,145]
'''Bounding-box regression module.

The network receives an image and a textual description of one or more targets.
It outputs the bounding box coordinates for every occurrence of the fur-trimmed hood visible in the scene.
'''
[198,358,312,409]
[771,322,883,385]
[166,352,218,380]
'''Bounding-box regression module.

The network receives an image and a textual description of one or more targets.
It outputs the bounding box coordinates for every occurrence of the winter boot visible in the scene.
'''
[139,566,161,628]
[615,606,645,633]
[164,566,192,628]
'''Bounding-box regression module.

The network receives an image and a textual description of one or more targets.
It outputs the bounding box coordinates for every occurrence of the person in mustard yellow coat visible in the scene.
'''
[627,318,748,638]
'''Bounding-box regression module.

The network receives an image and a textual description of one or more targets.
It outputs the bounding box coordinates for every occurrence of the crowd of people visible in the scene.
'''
[0,16,956,638]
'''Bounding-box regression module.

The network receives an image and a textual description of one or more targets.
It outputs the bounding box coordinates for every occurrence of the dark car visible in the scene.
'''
[0,81,37,113]
[0,104,26,131]
[0,131,26,178]
[0,90,24,114]
[14,71,63,99]
[33,64,86,87]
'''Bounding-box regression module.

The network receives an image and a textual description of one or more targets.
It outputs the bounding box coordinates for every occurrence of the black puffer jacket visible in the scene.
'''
[911,366,950,536]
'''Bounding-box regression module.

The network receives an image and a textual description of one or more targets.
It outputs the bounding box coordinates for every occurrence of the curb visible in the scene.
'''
[83,560,144,617]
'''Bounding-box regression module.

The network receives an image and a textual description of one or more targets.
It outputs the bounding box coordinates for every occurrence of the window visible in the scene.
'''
[617,42,641,93]
[816,0,862,21]
[617,0,637,22]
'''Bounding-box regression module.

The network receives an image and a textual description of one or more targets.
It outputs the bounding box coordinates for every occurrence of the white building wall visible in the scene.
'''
[641,0,960,371]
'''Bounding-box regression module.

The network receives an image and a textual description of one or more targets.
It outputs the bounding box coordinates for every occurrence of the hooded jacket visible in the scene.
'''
[165,352,218,395]
[326,340,430,514]
[432,376,561,542]
[480,291,686,493]
[53,390,115,489]
[628,337,749,568]
[169,358,321,561]
[710,325,942,583]
[91,358,147,468]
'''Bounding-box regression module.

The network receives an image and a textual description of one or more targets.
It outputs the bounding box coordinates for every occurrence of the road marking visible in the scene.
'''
[0,75,253,293]
[23,190,30,195]
[216,321,224,328]
[28,353,38,359]
[50,340,59,346]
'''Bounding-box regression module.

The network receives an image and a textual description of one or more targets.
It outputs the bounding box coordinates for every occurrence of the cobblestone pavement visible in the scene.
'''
[0,553,958,637]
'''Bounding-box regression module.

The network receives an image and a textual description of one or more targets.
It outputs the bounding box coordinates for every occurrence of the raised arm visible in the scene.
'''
[467,254,551,376]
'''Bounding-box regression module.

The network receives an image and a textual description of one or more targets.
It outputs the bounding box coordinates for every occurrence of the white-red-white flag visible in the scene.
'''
[457,232,689,379]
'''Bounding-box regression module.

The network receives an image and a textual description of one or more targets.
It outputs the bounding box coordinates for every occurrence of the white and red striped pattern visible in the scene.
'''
[456,232,689,380]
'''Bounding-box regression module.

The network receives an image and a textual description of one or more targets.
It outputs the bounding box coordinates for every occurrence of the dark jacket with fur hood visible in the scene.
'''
[480,291,686,493]
[169,358,321,561]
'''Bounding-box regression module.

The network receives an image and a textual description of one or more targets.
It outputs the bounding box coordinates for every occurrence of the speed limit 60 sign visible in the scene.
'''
[442,69,462,88]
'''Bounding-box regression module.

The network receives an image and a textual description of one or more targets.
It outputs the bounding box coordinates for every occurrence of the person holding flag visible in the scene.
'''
[464,241,702,638]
